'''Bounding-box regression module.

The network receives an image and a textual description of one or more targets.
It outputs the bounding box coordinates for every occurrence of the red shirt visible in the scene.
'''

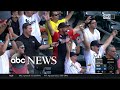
[52,29,74,59]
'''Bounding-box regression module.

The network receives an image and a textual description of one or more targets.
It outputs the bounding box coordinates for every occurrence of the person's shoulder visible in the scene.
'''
[65,57,72,64]
[94,28,100,33]
[30,35,36,39]
[84,27,89,32]
[11,53,19,59]
[30,35,39,42]
[75,61,81,66]
[19,14,26,19]
[58,18,66,23]
[15,35,23,41]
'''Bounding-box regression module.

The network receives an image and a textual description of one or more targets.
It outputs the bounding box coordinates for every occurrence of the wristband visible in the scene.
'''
[10,38,15,41]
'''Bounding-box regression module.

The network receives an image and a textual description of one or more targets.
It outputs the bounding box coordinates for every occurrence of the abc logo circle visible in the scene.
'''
[11,57,25,64]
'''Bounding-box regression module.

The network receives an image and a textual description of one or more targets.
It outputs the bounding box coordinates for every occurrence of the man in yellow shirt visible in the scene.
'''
[45,11,74,56]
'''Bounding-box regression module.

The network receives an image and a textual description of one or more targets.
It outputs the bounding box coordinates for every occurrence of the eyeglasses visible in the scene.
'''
[20,46,25,49]
[110,50,116,52]
[52,14,59,16]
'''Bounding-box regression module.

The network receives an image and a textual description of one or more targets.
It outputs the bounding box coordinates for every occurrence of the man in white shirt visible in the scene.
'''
[81,27,118,74]
[0,33,17,74]
[64,39,85,74]
[80,17,101,69]
[19,11,45,43]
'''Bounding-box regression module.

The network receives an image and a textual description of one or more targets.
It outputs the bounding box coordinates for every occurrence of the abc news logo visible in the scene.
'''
[10,56,57,65]
[103,14,115,19]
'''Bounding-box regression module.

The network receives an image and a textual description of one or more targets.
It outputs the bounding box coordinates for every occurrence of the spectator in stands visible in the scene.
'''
[19,11,45,43]
[64,38,85,74]
[0,32,17,74]
[0,19,9,41]
[81,24,118,74]
[45,11,74,56]
[7,11,20,38]
[45,20,82,74]
[102,45,118,74]
[16,23,57,74]
[80,17,101,70]
[10,41,29,74]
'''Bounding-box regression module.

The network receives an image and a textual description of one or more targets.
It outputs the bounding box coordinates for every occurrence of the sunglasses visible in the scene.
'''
[20,46,25,49]
[52,14,59,16]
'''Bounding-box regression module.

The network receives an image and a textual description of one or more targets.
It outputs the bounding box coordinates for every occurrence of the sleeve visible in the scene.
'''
[97,30,101,40]
[58,18,66,23]
[33,12,41,22]
[52,32,59,42]
[5,50,11,59]
[67,29,74,37]
[99,45,105,57]
[50,21,59,32]
[19,15,26,35]
[33,36,42,49]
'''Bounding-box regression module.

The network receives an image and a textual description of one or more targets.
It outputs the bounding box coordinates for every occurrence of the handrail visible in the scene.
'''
[97,26,120,42]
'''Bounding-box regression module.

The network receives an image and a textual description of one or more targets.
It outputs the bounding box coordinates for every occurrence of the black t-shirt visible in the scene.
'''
[0,17,20,41]
[102,56,118,74]
[16,34,41,58]
[7,18,20,36]
[58,34,67,62]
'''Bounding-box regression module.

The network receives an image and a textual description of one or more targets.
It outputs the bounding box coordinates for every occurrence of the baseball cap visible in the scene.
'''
[70,52,77,57]
[58,23,70,30]
[90,40,102,47]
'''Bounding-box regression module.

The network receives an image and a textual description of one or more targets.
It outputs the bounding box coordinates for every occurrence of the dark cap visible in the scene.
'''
[70,52,77,57]
[90,40,102,47]
[58,23,70,30]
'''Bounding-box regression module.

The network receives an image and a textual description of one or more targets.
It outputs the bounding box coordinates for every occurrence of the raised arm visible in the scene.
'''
[66,40,71,60]
[75,37,81,54]
[9,32,18,57]
[43,12,55,36]
[8,27,19,38]
[65,11,74,22]
[102,30,118,50]
[39,42,58,50]
[73,16,91,34]
[0,34,9,55]
[80,25,91,51]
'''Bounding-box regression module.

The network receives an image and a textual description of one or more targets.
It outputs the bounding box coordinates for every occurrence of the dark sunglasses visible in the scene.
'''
[20,46,25,49]
[52,14,59,16]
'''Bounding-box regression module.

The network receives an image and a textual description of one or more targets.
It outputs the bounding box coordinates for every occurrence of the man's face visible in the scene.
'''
[63,27,69,35]
[92,45,99,54]
[71,55,78,61]
[12,11,19,18]
[18,45,25,54]
[89,20,97,29]
[51,11,60,20]
[24,25,32,36]
[25,11,34,17]
[108,47,116,58]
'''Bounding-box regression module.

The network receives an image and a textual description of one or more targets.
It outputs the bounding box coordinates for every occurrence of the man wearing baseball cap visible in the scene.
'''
[81,28,118,74]
[64,42,85,74]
